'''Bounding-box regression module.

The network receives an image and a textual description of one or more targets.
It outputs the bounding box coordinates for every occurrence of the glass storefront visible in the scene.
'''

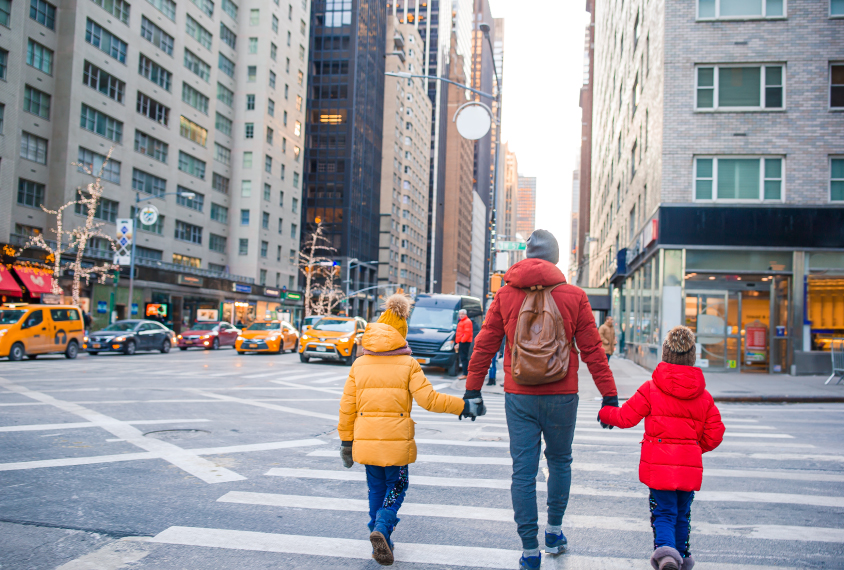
[222,301,256,328]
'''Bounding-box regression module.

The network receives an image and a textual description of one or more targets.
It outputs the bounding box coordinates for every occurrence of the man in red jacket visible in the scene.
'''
[454,309,474,379]
[464,229,618,570]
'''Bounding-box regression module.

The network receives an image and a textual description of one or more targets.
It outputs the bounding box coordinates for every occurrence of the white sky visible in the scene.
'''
[488,0,590,275]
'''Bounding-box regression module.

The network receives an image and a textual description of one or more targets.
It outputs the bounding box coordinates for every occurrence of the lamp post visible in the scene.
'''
[127,189,195,319]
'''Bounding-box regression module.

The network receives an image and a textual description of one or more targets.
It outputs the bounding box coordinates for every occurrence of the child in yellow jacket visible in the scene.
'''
[338,295,477,565]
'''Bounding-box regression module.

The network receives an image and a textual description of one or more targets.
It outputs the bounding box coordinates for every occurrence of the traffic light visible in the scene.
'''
[490,274,505,293]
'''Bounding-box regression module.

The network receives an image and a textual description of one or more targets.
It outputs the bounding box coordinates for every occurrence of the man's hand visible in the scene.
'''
[598,395,619,429]
[340,442,353,468]
[454,343,460,353]
[459,389,486,421]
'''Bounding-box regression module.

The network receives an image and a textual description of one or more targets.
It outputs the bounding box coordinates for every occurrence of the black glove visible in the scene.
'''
[340,442,353,468]
[459,389,486,421]
[598,395,619,430]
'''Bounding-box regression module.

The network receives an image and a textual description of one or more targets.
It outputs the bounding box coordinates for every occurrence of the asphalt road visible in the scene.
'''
[1,348,843,570]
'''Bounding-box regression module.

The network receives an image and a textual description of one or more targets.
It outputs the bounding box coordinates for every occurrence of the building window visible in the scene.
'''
[140,16,174,55]
[86,18,128,63]
[212,173,230,194]
[211,202,229,223]
[178,151,206,179]
[214,143,231,165]
[294,146,300,161]
[137,246,163,260]
[249,37,258,54]
[268,99,275,116]
[220,23,237,49]
[279,190,284,206]
[248,65,257,82]
[82,104,124,142]
[26,39,53,74]
[24,86,51,120]
[267,127,274,144]
[832,158,844,201]
[291,197,298,214]
[238,238,248,255]
[263,183,271,200]
[177,188,204,211]
[180,116,208,146]
[85,61,127,101]
[0,0,10,26]
[260,241,268,259]
[243,151,253,168]
[78,147,120,183]
[18,179,45,208]
[147,0,176,20]
[134,130,168,162]
[290,223,297,240]
[318,0,351,26]
[694,156,784,201]
[30,0,56,29]
[76,192,118,223]
[175,220,203,244]
[262,211,269,229]
[92,0,131,24]
[245,123,254,138]
[240,209,250,225]
[833,0,844,16]
[184,50,211,82]
[250,8,259,24]
[271,43,278,60]
[217,82,234,107]
[186,15,213,50]
[696,65,784,110]
[136,92,170,126]
[0,49,7,79]
[831,64,844,108]
[182,83,210,114]
[247,94,255,110]
[210,234,227,253]
[218,53,236,78]
[216,112,233,136]
[289,249,296,264]
[272,13,278,32]
[281,164,285,180]
[241,180,251,196]
[265,155,272,173]
[292,172,299,188]
[222,0,238,20]
[697,0,784,19]
[132,168,166,197]
[190,0,214,17]
[278,217,284,233]
[173,253,202,268]
[0,103,5,133]
[269,71,277,88]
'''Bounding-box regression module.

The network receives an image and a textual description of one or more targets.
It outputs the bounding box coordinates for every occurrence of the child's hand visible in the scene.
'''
[340,444,353,468]
[597,395,619,429]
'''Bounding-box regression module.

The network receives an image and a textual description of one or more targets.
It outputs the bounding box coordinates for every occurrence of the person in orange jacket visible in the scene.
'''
[454,308,474,379]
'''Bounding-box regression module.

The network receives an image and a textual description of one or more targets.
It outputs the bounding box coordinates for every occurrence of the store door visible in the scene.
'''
[686,291,730,371]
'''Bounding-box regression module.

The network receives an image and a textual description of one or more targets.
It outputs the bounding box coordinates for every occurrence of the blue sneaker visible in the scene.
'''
[545,529,567,554]
[519,554,542,570]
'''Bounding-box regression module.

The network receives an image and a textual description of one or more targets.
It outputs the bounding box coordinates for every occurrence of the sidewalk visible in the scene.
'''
[450,355,844,403]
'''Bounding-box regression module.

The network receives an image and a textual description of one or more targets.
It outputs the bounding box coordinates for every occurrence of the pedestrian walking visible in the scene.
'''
[463,229,619,570]
[338,294,479,566]
[599,315,616,362]
[598,326,725,570]
[454,308,474,379]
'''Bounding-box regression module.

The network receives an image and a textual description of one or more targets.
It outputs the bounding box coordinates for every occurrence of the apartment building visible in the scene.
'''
[0,0,310,329]
[377,19,432,296]
[590,0,844,374]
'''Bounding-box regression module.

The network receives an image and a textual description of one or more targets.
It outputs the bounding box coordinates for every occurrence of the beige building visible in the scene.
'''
[378,18,432,295]
[496,144,521,267]
[516,175,536,241]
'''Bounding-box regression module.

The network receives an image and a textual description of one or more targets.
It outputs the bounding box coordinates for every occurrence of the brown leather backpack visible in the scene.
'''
[511,283,576,385]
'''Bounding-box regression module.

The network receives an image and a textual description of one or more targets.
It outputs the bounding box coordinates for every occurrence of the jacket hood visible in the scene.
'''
[362,323,409,353]
[504,258,567,289]
[652,362,706,400]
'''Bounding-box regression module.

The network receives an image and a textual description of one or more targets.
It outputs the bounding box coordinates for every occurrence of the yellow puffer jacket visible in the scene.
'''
[338,322,464,466]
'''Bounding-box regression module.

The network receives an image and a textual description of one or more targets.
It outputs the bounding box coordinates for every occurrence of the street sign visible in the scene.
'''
[496,241,526,251]
[139,205,159,226]
[454,102,493,140]
[115,218,133,265]
[495,251,509,271]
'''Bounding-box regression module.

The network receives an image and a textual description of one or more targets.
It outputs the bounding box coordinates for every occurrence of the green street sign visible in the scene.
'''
[496,241,526,251]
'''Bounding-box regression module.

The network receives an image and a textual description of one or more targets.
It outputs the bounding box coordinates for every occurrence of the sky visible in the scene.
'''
[488,0,590,275]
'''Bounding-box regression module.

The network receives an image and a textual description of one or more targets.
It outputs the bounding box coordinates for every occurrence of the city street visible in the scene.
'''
[1,351,843,569]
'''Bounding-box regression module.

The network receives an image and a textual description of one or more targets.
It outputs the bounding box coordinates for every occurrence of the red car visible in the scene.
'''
[177,321,240,350]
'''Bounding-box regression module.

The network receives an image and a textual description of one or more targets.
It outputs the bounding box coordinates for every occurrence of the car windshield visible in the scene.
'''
[100,321,138,332]
[408,307,458,330]
[248,322,281,331]
[312,319,356,332]
[0,310,26,324]
[191,323,219,331]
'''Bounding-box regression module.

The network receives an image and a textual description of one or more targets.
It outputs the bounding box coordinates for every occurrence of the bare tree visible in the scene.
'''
[298,220,345,316]
[19,201,76,295]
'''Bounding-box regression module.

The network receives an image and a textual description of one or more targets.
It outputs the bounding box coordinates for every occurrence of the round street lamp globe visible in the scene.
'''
[453,102,493,141]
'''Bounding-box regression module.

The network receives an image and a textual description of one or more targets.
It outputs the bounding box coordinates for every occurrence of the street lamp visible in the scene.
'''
[343,258,378,315]
[127,189,196,317]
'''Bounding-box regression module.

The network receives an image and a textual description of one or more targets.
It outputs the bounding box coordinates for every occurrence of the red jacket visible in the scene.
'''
[466,258,617,397]
[599,362,725,492]
[455,316,473,344]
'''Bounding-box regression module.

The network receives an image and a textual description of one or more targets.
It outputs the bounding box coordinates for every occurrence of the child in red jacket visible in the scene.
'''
[599,326,725,570]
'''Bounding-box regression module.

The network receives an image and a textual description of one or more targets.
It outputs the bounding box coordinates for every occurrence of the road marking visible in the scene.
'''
[270,380,344,395]
[703,468,844,483]
[0,378,244,484]
[313,376,348,384]
[709,451,844,462]
[432,382,450,390]
[185,389,338,421]
[696,491,844,508]
[55,537,152,570]
[215,493,844,545]
[0,439,325,471]
[307,448,512,465]
[0,418,210,433]
[573,428,793,439]
[241,372,285,379]
[415,438,510,448]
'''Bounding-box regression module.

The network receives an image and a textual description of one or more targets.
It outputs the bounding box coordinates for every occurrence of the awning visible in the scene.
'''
[0,266,22,296]
[13,267,54,297]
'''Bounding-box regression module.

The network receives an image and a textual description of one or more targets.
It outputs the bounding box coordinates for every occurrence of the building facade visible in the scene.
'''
[574,0,595,287]
[570,149,581,276]
[515,175,536,239]
[589,0,844,374]
[377,19,432,297]
[1,0,309,330]
[496,144,522,267]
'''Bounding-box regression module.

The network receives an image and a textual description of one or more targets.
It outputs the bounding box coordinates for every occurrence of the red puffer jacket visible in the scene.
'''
[599,362,725,492]
[455,316,473,344]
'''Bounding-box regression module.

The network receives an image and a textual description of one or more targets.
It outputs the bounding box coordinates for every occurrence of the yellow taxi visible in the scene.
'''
[235,320,299,354]
[0,303,85,361]
[298,316,366,365]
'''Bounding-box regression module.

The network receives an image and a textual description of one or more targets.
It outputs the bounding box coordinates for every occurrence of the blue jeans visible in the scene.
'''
[649,489,694,556]
[365,465,408,528]
[505,393,578,550]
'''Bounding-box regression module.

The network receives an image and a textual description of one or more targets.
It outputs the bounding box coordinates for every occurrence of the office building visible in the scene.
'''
[570,149,581,275]
[496,144,521,268]
[589,0,844,374]
[377,19,431,297]
[0,0,310,330]
[516,175,536,238]
[573,0,595,287]
[303,0,386,319]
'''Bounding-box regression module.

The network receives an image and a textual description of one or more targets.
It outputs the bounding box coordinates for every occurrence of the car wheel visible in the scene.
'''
[160,339,171,354]
[65,340,79,360]
[211,338,219,350]
[344,351,356,366]
[179,347,188,351]
[8,343,25,361]
[299,352,310,363]
[124,340,136,356]
[447,358,460,377]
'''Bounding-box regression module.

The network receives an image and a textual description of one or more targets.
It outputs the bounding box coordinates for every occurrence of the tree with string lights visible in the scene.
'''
[298,219,345,316]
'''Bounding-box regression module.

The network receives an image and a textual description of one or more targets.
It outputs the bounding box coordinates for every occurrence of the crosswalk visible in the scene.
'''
[143,389,844,569]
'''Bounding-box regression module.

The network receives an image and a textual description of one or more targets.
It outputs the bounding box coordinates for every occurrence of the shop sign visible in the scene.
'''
[775,325,786,337]
[263,287,281,297]
[131,303,138,316]
[285,291,302,301]
[97,300,108,314]
[746,321,767,350]
[146,303,169,318]
[41,293,62,305]
[177,274,204,287]
[232,283,252,294]
[643,218,659,246]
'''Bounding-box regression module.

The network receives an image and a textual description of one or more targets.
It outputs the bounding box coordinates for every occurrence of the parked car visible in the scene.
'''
[235,320,299,354]
[85,320,175,355]
[0,303,85,361]
[405,294,483,376]
[177,321,240,350]
[298,316,366,365]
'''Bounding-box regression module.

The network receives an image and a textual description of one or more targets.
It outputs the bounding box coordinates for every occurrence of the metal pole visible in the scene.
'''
[483,27,503,302]
[127,192,138,319]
